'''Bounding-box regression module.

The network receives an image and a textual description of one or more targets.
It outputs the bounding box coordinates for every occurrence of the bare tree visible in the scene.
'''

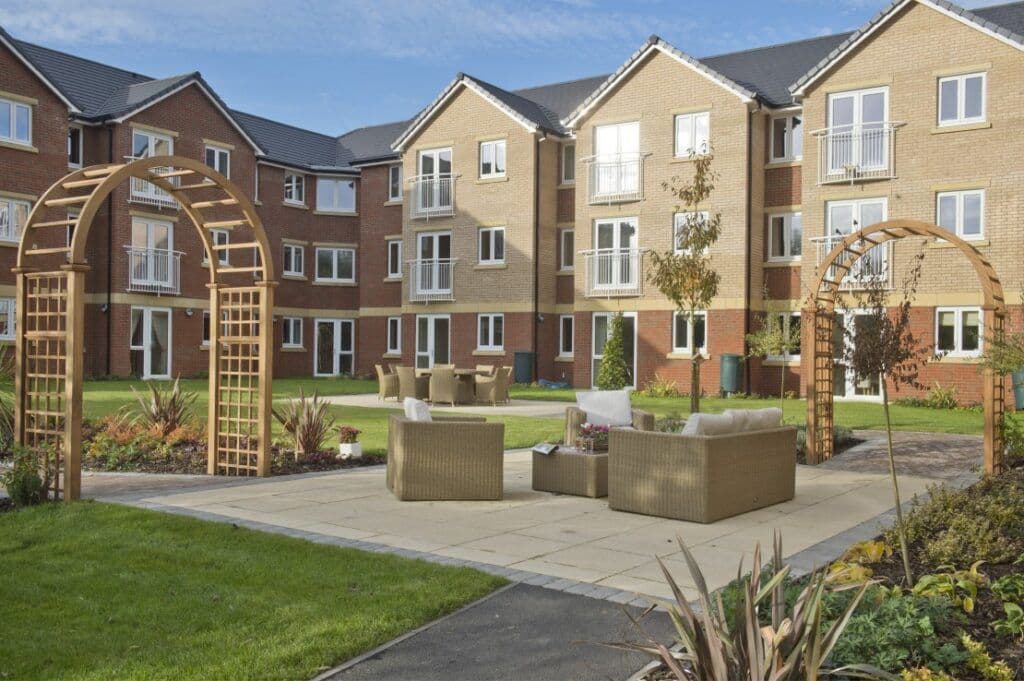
[746,286,801,416]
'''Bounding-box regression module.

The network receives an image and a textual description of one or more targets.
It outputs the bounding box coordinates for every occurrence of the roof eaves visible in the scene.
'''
[0,25,82,113]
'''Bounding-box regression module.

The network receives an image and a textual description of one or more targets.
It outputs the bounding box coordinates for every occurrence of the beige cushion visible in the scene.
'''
[681,412,735,436]
[724,409,753,431]
[746,407,783,431]
[576,390,633,427]
[403,397,432,422]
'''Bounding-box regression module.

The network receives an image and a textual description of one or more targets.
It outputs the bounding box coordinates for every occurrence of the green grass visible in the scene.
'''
[0,502,505,681]
[507,385,985,435]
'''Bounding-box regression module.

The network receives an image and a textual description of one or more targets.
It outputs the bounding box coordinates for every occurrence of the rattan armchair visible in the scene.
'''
[386,415,505,500]
[429,366,459,406]
[397,366,429,400]
[563,405,654,446]
[475,366,511,406]
[375,364,399,401]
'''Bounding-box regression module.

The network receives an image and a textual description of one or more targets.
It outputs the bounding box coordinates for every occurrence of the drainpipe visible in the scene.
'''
[106,123,114,376]
[532,135,543,382]
[743,105,756,394]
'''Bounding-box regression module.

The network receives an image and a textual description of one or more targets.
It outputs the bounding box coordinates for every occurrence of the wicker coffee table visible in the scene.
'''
[532,446,608,498]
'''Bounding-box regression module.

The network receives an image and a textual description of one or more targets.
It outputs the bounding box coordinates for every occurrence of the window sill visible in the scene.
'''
[384,199,403,207]
[554,355,574,363]
[476,176,508,185]
[669,155,710,165]
[474,263,506,270]
[931,121,991,135]
[557,182,576,190]
[0,241,19,249]
[283,201,308,210]
[200,344,209,351]
[201,261,232,269]
[557,269,575,277]
[930,238,988,249]
[473,349,506,357]
[764,259,801,268]
[313,280,357,287]
[0,140,38,154]
[666,351,709,360]
[383,352,402,359]
[764,159,802,169]
[282,273,307,281]
[313,210,358,217]
[383,276,402,283]
[933,354,982,364]
[281,346,306,353]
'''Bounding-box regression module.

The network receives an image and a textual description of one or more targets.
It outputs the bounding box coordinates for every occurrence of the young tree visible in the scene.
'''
[647,152,721,414]
[595,312,631,390]
[842,249,929,585]
[746,291,801,416]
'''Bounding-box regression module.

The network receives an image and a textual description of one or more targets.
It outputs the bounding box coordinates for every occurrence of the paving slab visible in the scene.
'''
[324,583,674,681]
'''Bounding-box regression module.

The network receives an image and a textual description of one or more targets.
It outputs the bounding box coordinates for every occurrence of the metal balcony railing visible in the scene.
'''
[582,249,645,297]
[125,156,180,207]
[125,246,182,294]
[811,234,890,290]
[584,153,645,204]
[409,174,456,219]
[408,258,456,302]
[812,123,903,185]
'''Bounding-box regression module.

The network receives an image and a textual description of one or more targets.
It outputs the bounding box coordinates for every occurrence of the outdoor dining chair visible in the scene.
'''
[375,364,399,401]
[428,366,459,406]
[397,366,429,400]
[475,366,511,406]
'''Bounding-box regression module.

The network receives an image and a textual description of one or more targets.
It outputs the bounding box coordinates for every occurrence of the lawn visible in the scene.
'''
[0,502,505,681]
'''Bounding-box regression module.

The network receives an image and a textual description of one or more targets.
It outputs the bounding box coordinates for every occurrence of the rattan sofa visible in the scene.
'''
[607,426,797,523]
[386,414,505,501]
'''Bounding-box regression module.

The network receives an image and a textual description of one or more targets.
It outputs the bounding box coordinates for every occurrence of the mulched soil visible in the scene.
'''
[0,497,13,514]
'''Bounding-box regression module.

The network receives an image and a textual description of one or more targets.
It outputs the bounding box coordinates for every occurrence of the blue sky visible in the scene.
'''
[0,0,994,136]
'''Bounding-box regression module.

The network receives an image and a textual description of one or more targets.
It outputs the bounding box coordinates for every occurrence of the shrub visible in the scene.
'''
[924,383,959,410]
[900,669,952,681]
[961,634,1014,681]
[795,423,854,460]
[130,378,198,437]
[0,396,14,454]
[991,572,1024,602]
[272,390,335,456]
[992,602,1024,638]
[637,373,679,398]
[336,425,360,444]
[0,446,46,507]
[83,417,205,472]
[594,312,631,391]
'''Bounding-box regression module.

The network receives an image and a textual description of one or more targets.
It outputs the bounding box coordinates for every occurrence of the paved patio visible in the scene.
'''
[112,450,941,602]
[322,392,568,418]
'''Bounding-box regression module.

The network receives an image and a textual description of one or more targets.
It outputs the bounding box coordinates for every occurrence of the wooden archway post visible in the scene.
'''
[805,219,1006,475]
[16,156,277,500]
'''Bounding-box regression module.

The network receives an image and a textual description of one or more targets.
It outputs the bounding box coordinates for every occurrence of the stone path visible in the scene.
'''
[322,393,569,418]
[823,430,983,479]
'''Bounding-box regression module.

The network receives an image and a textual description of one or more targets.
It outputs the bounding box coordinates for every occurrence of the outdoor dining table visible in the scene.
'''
[416,368,489,404]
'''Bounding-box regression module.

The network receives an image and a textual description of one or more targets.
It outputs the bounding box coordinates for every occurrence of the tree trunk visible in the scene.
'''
[691,356,701,414]
[882,379,914,585]
[779,365,786,420]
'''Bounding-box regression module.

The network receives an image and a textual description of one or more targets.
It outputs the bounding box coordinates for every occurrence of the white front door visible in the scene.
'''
[593,218,638,289]
[314,319,354,376]
[130,217,173,286]
[415,314,451,369]
[130,306,172,379]
[592,311,637,388]
[832,310,882,400]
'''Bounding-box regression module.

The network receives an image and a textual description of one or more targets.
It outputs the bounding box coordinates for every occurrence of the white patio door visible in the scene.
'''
[594,121,639,195]
[417,148,452,211]
[593,218,637,289]
[826,198,887,282]
[314,319,354,376]
[129,307,171,379]
[832,311,882,400]
[416,231,452,294]
[415,314,450,369]
[827,87,888,173]
[592,311,637,388]
[130,218,173,286]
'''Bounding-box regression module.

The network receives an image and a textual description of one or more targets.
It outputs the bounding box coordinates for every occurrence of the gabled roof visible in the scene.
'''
[231,110,342,170]
[563,36,758,129]
[0,27,81,112]
[337,120,410,166]
[790,0,1024,97]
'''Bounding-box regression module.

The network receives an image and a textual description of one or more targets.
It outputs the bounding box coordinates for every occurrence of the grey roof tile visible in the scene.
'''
[336,120,410,166]
[230,110,341,169]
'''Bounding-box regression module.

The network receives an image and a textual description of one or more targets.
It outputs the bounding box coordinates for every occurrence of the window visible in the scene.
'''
[68,126,82,167]
[315,247,355,282]
[770,114,803,162]
[132,129,172,159]
[674,111,710,157]
[768,212,803,261]
[479,139,506,178]
[0,97,31,146]
[673,211,709,253]
[937,189,984,240]
[561,144,575,184]
[559,315,574,356]
[936,307,982,357]
[478,227,505,264]
[478,314,504,351]
[316,177,356,213]
[0,196,31,242]
[388,164,402,201]
[672,311,707,354]
[204,145,230,178]
[284,173,305,204]
[559,229,575,270]
[826,87,888,172]
[386,316,401,354]
[204,228,230,265]
[386,239,402,278]
[282,317,303,348]
[938,72,986,126]
[767,312,801,361]
[202,311,210,345]
[283,243,304,276]
[0,298,15,340]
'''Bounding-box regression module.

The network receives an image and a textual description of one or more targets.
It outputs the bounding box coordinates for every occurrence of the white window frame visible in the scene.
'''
[0,298,15,340]
[561,144,575,184]
[769,114,803,162]
[132,128,173,159]
[204,144,231,178]
[937,72,986,127]
[283,243,304,276]
[478,139,506,179]
[673,211,709,254]
[386,316,402,354]
[768,212,803,262]
[386,239,402,279]
[766,312,801,361]
[672,311,708,355]
[315,247,356,283]
[68,125,83,167]
[316,177,357,213]
[478,227,505,264]
[477,313,504,351]
[674,111,710,158]
[284,173,305,205]
[559,229,575,271]
[936,189,984,240]
[0,196,31,243]
[388,164,403,201]
[203,228,230,266]
[282,316,303,349]
[935,306,983,358]
[558,314,574,357]
[0,97,31,146]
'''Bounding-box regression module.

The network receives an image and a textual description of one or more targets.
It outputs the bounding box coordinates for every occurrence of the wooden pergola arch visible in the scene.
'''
[803,218,1005,475]
[15,155,277,500]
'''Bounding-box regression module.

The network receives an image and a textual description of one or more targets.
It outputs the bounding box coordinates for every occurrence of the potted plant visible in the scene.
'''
[337,425,362,460]
[576,422,610,453]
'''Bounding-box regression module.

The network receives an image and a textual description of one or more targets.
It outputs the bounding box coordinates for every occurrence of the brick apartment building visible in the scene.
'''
[0,0,1021,403]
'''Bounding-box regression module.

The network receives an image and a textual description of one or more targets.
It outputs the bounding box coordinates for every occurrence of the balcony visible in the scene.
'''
[811,234,889,290]
[812,123,903,185]
[582,249,645,298]
[408,258,456,303]
[584,153,645,204]
[125,246,182,295]
[126,156,180,208]
[409,174,456,219]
